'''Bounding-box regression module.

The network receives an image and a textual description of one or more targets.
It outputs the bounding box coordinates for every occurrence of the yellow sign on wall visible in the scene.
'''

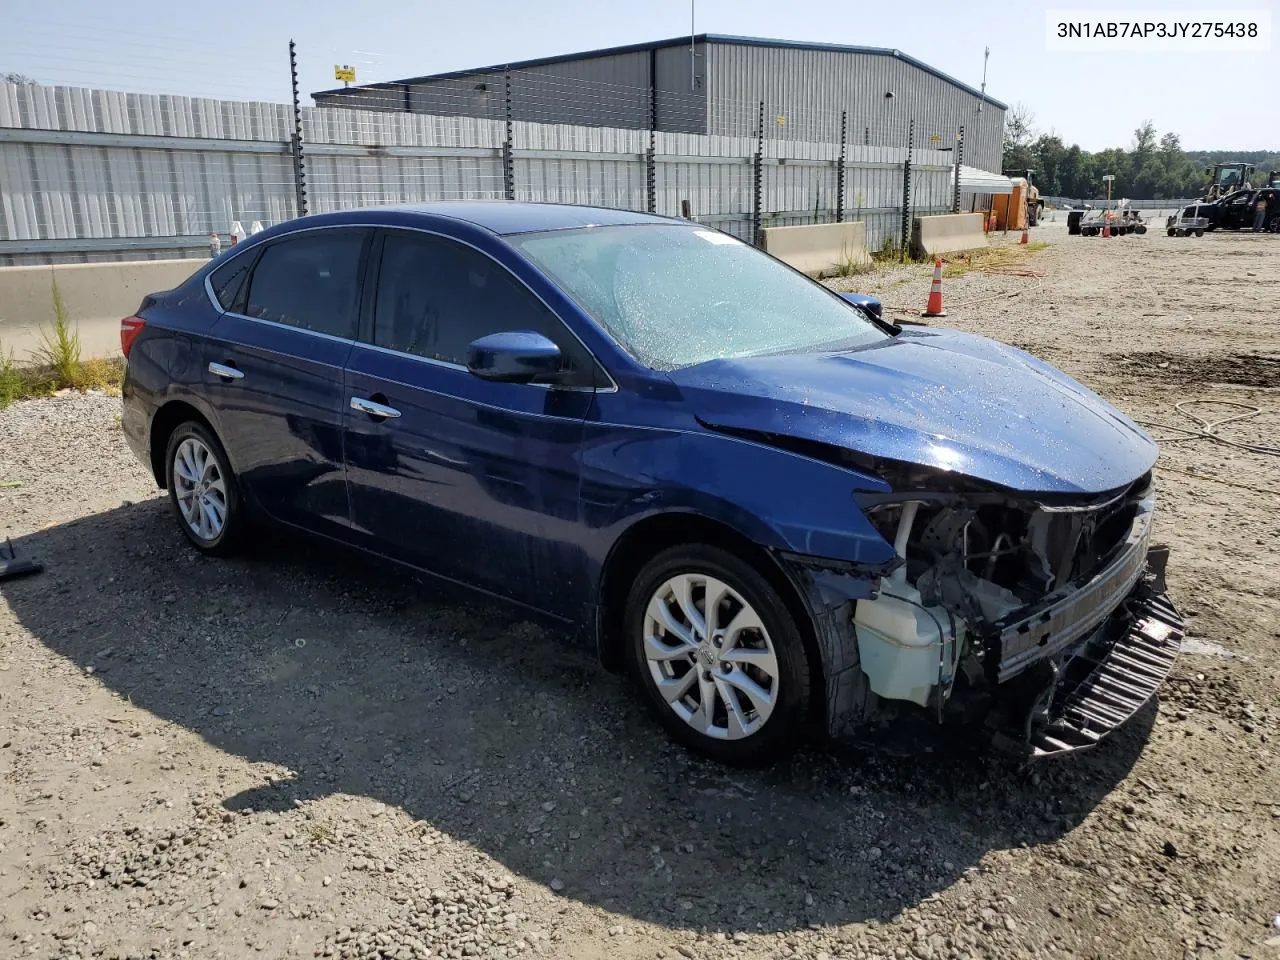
[334,65,356,83]
[928,134,941,143]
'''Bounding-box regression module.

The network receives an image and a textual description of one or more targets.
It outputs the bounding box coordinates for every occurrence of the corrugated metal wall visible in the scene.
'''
[316,48,708,136]
[704,43,1004,172]
[315,41,1004,172]
[1,81,956,264]
[0,85,297,264]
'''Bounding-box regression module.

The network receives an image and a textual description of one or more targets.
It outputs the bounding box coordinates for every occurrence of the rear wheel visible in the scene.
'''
[164,421,244,556]
[624,545,813,765]
[1195,229,1205,237]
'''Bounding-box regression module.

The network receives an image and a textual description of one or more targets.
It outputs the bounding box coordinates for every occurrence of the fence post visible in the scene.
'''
[953,126,964,214]
[752,100,764,246]
[288,40,308,218]
[646,73,657,214]
[502,68,515,201]
[836,110,847,223]
[900,119,914,257]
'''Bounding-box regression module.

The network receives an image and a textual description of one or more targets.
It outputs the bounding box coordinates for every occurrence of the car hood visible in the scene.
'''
[668,328,1157,494]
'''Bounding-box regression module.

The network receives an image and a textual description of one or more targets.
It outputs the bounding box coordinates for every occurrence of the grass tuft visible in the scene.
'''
[33,275,83,387]
[940,242,1048,278]
[0,275,125,411]
[0,344,21,409]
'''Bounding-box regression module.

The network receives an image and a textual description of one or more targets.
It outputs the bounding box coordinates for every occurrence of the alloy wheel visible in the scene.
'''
[172,437,227,542]
[642,573,780,740]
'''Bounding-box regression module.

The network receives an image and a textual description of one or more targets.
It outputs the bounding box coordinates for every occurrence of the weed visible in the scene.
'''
[940,242,1048,278]
[309,823,334,844]
[33,275,83,388]
[832,239,873,277]
[0,343,20,410]
[870,236,900,263]
[80,356,125,394]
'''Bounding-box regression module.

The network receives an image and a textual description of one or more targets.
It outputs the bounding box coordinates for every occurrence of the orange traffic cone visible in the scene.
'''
[1019,228,1029,244]
[1101,223,1110,238]
[922,257,946,318]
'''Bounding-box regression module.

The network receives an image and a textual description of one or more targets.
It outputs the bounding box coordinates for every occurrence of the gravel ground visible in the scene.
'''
[2,223,1279,960]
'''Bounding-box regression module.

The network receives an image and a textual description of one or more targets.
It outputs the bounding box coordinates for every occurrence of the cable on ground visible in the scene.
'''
[1136,400,1280,458]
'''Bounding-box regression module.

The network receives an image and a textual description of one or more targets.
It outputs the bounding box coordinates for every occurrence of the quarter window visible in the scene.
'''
[244,230,368,339]
[372,230,602,387]
[208,252,254,313]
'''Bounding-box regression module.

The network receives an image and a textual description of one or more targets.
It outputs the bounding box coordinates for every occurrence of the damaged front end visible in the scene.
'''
[842,470,1182,756]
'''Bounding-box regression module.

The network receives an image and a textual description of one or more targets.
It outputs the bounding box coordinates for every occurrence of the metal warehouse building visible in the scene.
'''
[313,34,1007,172]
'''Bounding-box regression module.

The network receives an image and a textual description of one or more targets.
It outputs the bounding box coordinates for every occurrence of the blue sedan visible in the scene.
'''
[120,202,1182,764]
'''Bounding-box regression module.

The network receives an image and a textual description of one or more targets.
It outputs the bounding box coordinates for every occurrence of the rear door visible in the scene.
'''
[204,227,372,537]
[342,228,604,618]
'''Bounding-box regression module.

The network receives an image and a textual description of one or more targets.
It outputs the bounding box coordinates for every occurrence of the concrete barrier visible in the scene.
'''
[911,213,988,257]
[760,221,869,277]
[0,259,203,359]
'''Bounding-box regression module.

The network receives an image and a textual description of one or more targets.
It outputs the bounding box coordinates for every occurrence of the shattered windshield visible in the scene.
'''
[511,224,887,371]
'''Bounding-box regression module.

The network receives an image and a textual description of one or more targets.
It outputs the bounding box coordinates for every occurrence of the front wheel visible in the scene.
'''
[164,421,245,556]
[624,545,814,765]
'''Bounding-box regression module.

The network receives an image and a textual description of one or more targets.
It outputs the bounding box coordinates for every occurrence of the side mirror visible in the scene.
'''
[838,291,883,322]
[466,331,562,383]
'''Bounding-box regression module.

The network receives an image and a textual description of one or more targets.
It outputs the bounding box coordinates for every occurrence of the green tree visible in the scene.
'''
[1032,134,1066,195]
[1058,145,1084,197]
[1092,147,1130,198]
[1001,102,1037,172]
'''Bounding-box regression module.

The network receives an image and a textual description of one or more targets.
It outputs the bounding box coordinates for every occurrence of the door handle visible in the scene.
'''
[350,396,402,420]
[208,361,244,381]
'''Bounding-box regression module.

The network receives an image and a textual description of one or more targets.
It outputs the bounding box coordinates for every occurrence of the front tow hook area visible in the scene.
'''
[995,548,1183,757]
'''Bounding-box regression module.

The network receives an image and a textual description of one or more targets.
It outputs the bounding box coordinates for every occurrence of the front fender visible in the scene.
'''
[579,423,898,571]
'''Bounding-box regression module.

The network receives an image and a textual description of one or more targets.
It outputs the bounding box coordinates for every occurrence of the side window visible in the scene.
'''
[372,230,603,387]
[244,230,368,339]
[209,251,255,313]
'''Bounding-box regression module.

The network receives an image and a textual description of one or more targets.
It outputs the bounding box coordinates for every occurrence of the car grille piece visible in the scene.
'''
[1029,591,1183,757]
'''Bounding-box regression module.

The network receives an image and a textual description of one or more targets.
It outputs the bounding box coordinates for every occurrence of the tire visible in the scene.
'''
[624,544,813,765]
[164,420,244,556]
[1167,229,1176,237]
[1195,229,1205,237]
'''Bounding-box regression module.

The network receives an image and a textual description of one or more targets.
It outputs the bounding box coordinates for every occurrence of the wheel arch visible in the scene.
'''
[595,511,827,719]
[148,399,218,488]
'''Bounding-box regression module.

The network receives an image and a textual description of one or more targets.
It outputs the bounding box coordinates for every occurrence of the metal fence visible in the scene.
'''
[1,80,961,266]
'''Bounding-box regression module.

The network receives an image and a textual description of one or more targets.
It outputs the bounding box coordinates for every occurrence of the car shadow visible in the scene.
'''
[1,500,1155,933]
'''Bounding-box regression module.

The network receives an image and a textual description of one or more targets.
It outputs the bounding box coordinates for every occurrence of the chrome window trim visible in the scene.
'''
[218,309,360,347]
[203,219,618,393]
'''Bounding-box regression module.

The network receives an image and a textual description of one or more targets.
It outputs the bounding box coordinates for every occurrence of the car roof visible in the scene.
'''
[326,201,680,236]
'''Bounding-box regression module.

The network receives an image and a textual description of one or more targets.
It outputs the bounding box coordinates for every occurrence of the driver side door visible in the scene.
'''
[342,228,607,620]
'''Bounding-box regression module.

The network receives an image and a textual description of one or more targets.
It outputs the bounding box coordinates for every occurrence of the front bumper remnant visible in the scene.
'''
[1026,588,1182,756]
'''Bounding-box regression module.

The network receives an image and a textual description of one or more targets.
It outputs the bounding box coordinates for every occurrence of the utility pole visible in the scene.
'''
[977,46,990,116]
[690,0,696,91]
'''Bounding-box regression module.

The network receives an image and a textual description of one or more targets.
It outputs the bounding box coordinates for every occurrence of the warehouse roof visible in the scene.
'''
[313,34,1008,110]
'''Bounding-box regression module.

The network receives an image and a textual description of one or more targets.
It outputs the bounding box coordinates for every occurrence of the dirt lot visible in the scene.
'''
[2,223,1278,960]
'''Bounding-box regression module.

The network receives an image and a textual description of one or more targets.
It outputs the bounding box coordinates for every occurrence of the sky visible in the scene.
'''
[2,0,1277,153]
